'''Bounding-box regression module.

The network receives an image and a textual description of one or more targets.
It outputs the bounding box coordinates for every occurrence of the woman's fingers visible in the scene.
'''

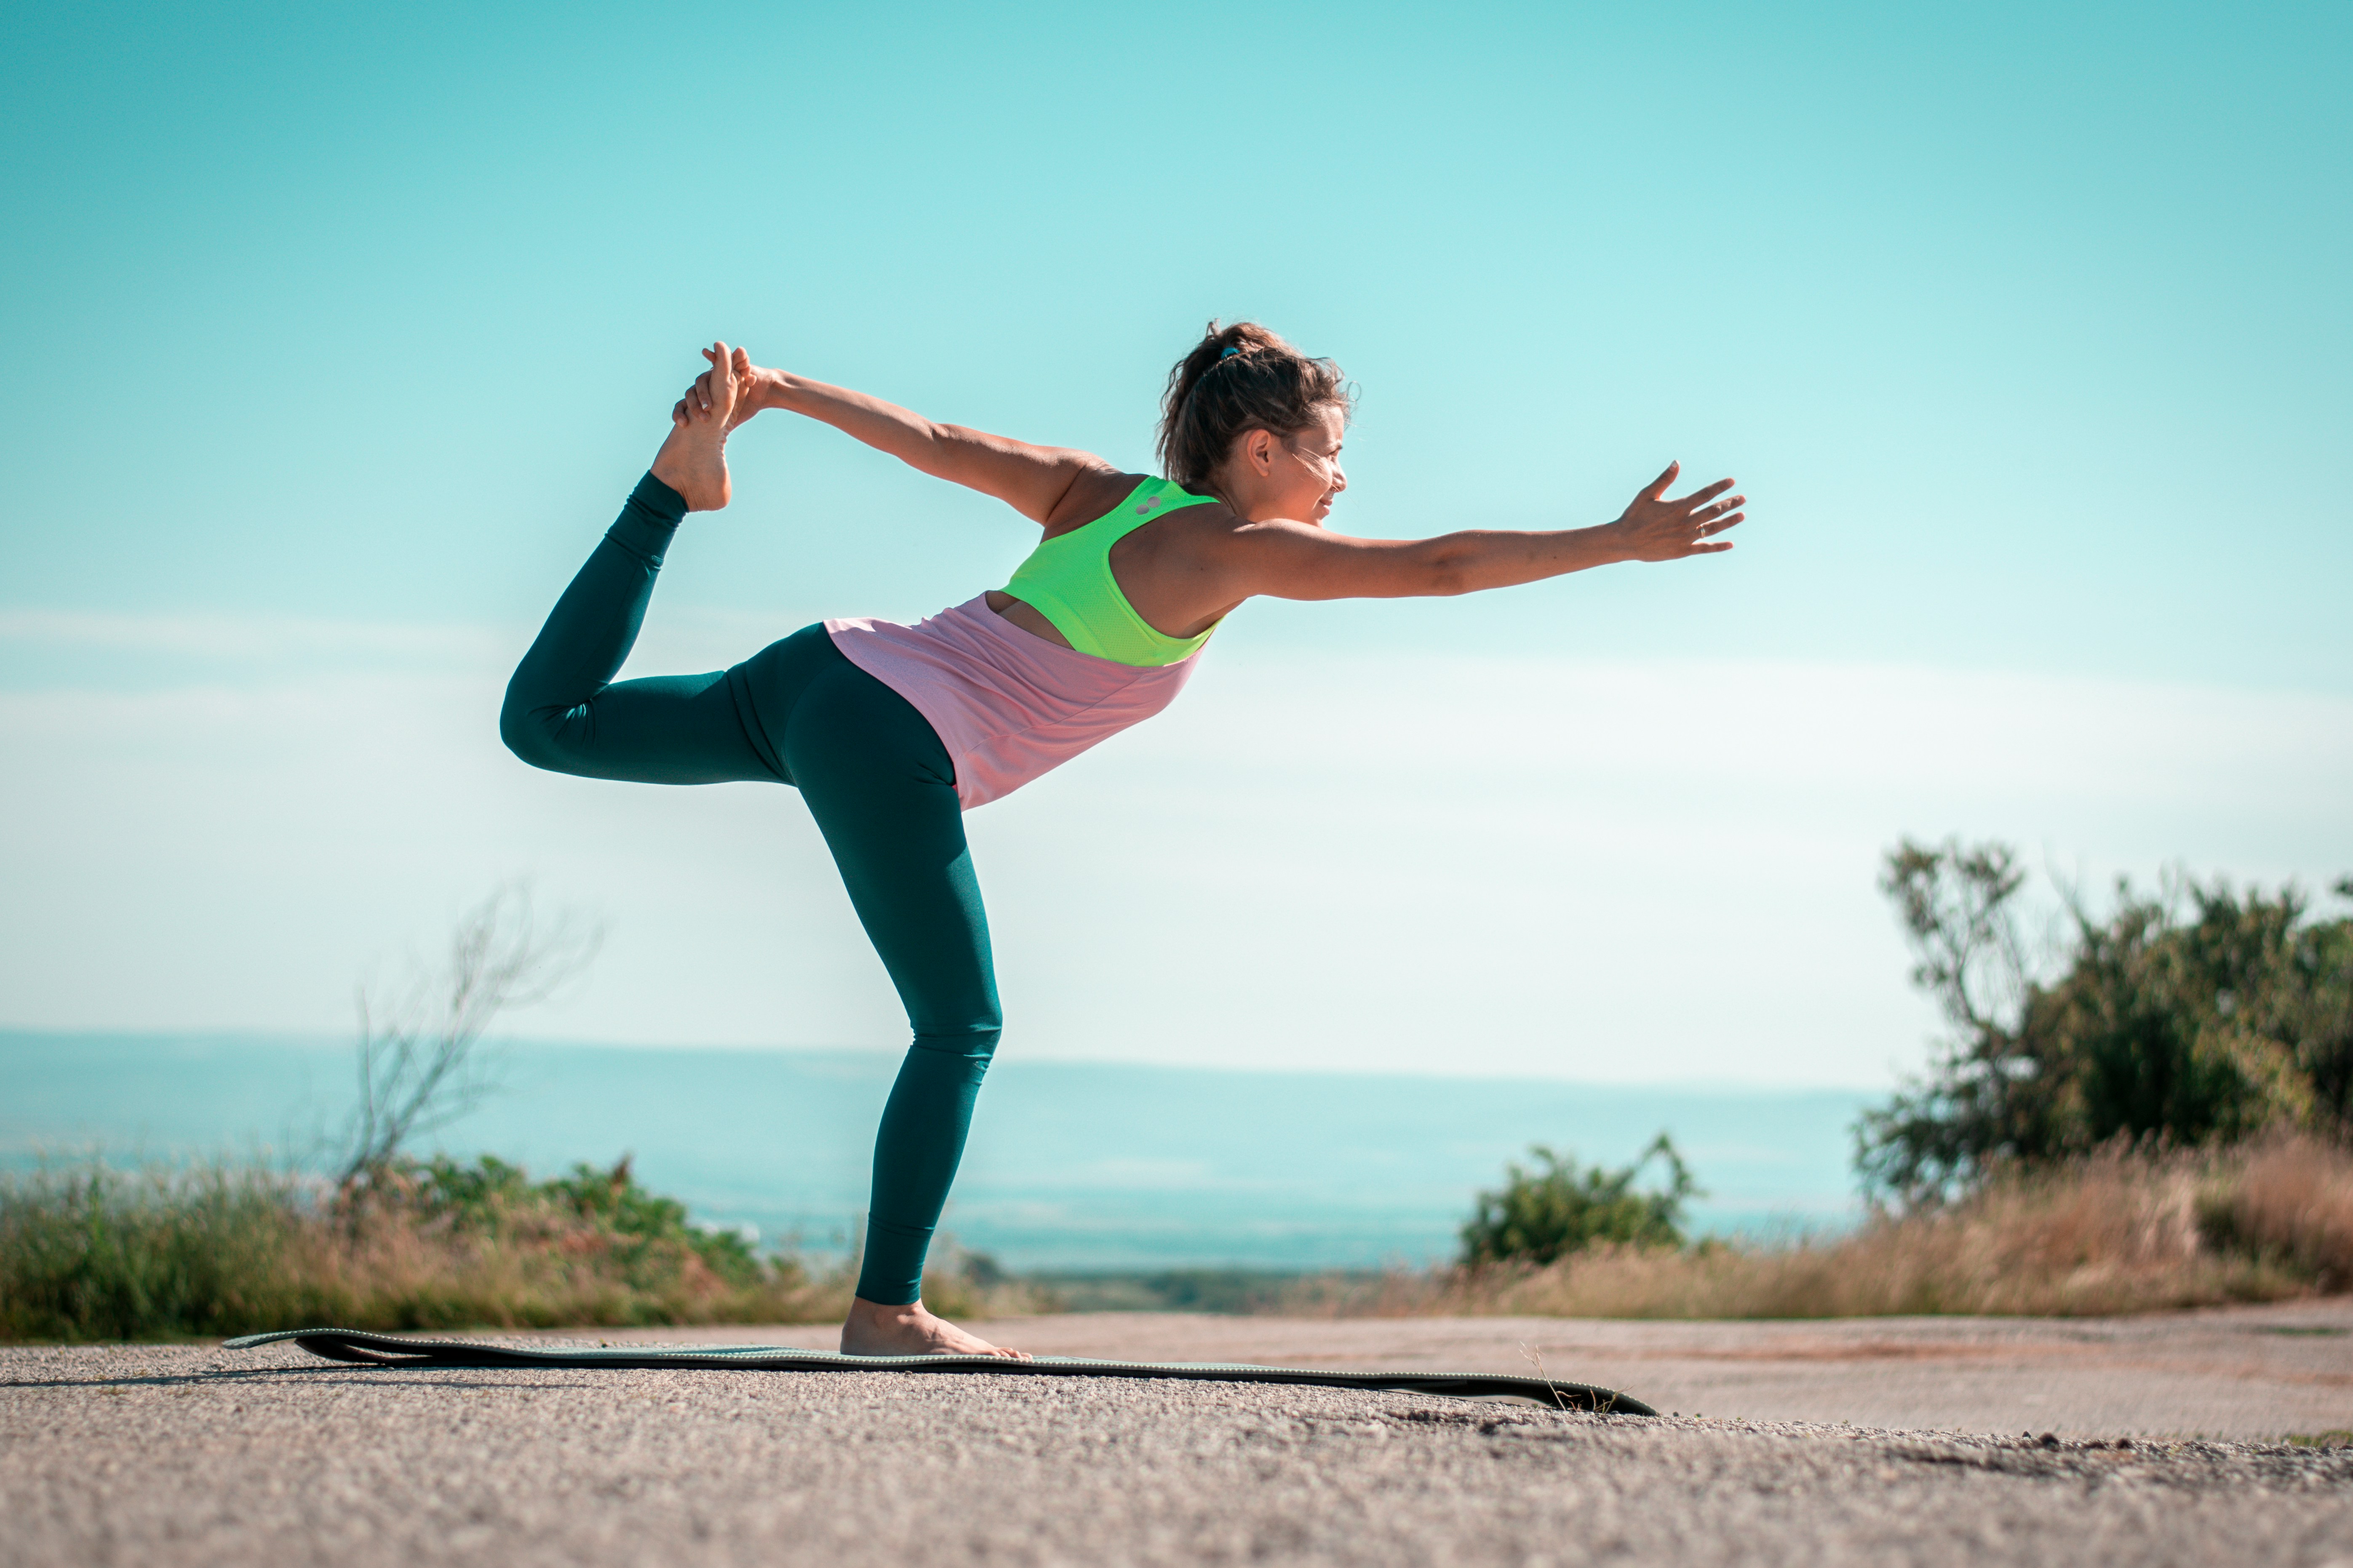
[1634,468,1739,518]
[1674,477,1737,512]
[1619,466,1749,560]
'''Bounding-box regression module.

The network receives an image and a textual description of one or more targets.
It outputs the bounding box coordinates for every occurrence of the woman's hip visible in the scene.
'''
[729,626,957,803]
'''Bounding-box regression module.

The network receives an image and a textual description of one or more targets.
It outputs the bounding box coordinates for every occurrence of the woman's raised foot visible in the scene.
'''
[649,340,743,512]
[840,1296,1029,1360]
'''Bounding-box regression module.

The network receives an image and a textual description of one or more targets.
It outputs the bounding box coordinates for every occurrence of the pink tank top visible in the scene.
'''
[825,597,1201,810]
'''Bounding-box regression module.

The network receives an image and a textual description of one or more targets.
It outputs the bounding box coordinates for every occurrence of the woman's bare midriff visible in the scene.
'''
[984,589,1075,649]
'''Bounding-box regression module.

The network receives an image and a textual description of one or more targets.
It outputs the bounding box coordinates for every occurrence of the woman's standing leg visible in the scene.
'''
[741,645,1017,1356]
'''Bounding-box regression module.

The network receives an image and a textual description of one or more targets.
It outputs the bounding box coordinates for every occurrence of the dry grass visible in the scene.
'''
[256,1221,1044,1333]
[0,1161,1043,1342]
[18,1139,2349,1340]
[262,1204,860,1333]
[1277,1135,2353,1320]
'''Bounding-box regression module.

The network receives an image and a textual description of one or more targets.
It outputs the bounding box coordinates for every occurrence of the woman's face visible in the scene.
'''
[1224,403,1349,525]
[1282,405,1349,525]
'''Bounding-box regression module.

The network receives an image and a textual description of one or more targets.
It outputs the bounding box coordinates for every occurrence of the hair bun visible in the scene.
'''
[1155,320,1353,489]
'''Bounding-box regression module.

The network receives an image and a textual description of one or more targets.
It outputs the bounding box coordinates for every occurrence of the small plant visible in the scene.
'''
[2288,1432,2353,1449]
[371,1153,767,1288]
[1459,1133,1699,1267]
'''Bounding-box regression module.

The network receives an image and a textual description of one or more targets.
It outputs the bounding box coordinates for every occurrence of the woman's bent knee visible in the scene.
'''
[499,690,570,774]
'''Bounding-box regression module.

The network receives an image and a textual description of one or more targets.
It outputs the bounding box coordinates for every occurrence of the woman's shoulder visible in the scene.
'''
[1041,469,1145,531]
[1040,469,1221,536]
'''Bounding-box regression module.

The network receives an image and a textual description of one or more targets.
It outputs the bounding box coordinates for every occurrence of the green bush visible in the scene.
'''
[1459,1133,1698,1267]
[1859,840,2353,1200]
[389,1154,765,1287]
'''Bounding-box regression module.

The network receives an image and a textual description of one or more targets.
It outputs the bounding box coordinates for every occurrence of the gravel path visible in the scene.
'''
[5,1305,2351,1567]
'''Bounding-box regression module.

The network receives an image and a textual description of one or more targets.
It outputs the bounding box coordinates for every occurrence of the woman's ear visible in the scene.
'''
[1245,429,1277,475]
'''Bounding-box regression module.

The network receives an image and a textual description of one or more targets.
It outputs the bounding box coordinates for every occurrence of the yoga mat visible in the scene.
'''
[225,1328,1657,1414]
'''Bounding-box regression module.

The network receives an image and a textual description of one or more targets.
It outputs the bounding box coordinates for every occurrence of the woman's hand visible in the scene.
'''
[673,345,767,433]
[1610,462,1745,562]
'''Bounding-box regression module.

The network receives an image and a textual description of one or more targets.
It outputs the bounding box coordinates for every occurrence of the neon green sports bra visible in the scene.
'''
[1000,477,1222,667]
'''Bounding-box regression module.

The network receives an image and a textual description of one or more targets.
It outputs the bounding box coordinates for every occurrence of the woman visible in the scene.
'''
[501,323,1744,1357]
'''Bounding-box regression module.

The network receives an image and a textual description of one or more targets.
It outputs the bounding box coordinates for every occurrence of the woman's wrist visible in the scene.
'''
[1557,520,1632,571]
[753,369,799,414]
[1596,518,1641,565]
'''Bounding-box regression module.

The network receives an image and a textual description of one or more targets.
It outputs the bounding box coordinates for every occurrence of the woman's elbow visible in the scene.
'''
[1416,546,1477,598]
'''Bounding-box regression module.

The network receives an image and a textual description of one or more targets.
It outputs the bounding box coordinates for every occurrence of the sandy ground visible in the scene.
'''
[5,1300,2351,1567]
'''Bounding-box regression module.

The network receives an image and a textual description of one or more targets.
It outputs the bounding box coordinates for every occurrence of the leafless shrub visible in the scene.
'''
[337,885,602,1191]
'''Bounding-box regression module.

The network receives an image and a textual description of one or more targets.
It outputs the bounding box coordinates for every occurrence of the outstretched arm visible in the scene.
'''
[680,348,1112,526]
[1212,463,1745,602]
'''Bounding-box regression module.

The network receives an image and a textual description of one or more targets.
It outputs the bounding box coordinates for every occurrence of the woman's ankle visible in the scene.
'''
[629,471,689,525]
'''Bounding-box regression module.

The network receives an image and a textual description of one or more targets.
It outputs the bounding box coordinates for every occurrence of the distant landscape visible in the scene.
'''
[0,1032,1873,1272]
[6,838,2349,1341]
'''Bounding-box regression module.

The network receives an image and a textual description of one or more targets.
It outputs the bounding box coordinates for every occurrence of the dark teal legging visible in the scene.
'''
[499,473,998,1306]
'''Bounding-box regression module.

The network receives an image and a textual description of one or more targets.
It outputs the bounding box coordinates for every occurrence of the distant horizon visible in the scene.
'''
[3,1030,1877,1268]
[0,1026,1895,1095]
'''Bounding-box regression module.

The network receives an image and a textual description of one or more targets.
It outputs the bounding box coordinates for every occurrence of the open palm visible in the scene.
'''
[1614,462,1745,562]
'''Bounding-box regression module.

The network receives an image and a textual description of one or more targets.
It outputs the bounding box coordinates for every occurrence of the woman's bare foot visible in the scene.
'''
[649,340,742,511]
[840,1297,1029,1360]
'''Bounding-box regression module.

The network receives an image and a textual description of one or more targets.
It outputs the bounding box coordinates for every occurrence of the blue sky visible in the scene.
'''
[3,3,2348,1084]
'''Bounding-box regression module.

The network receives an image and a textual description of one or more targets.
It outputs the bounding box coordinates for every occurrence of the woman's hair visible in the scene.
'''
[1156,320,1353,490]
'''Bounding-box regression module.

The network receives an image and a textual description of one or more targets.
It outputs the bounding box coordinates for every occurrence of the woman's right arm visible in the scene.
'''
[1208,464,1746,603]
[695,354,1115,526]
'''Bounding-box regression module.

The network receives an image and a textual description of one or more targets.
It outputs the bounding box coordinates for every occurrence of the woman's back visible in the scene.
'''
[998,477,1225,665]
